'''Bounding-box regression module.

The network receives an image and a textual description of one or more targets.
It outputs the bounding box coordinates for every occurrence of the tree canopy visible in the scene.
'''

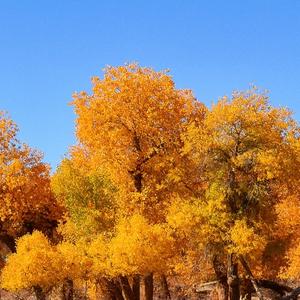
[1,65,300,300]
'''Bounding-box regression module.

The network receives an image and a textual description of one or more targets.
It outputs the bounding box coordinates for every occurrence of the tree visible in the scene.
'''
[71,63,205,299]
[0,112,63,252]
[52,155,117,239]
[1,231,95,299]
[183,88,300,299]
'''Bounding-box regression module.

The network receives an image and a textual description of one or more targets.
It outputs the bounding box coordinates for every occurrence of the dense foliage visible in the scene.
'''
[0,64,300,300]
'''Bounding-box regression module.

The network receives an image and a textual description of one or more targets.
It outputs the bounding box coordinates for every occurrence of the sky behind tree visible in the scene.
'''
[1,1,300,169]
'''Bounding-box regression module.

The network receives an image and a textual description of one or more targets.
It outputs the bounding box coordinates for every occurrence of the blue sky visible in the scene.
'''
[1,1,300,170]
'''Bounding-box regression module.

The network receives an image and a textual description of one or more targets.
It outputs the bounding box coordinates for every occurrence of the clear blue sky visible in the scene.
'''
[1,1,300,170]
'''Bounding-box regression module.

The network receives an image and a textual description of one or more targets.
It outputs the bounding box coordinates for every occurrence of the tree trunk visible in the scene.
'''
[257,280,292,296]
[160,275,171,299]
[144,273,154,300]
[62,278,74,300]
[112,280,125,300]
[240,279,252,300]
[100,279,125,300]
[212,256,228,300]
[227,254,240,300]
[239,255,264,300]
[132,275,140,300]
[0,234,16,252]
[282,287,300,300]
[119,276,135,300]
[33,285,46,300]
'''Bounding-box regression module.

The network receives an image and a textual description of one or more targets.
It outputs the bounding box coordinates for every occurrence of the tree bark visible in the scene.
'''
[100,278,125,300]
[0,234,16,252]
[212,255,228,300]
[239,255,264,300]
[240,279,252,300]
[160,275,171,299]
[33,285,46,300]
[62,278,74,300]
[144,273,154,300]
[132,275,140,300]
[281,287,300,300]
[112,280,125,300]
[119,276,135,300]
[227,254,240,300]
[257,280,292,296]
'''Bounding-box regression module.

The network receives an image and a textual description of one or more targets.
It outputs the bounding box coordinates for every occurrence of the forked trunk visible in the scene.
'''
[100,278,124,300]
[119,276,135,300]
[239,255,264,300]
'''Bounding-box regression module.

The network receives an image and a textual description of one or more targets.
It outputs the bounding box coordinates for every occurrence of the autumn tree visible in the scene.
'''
[0,112,63,252]
[71,63,205,299]
[183,88,300,299]
[51,150,120,299]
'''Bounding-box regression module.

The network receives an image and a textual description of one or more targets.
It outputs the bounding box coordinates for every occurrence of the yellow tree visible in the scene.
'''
[1,231,96,300]
[51,149,120,300]
[275,137,300,288]
[0,112,63,252]
[71,63,206,299]
[52,154,117,239]
[183,89,300,299]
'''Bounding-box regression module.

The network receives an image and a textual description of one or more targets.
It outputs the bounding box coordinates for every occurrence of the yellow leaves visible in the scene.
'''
[109,214,175,276]
[52,157,117,237]
[1,232,63,290]
[228,219,266,257]
[71,63,205,220]
[1,217,178,291]
[2,232,101,291]
[166,198,203,237]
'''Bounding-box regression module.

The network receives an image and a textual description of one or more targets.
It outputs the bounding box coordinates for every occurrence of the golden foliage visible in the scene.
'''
[0,112,63,238]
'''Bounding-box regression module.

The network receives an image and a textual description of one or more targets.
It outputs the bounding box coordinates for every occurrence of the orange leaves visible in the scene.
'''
[0,113,63,237]
[71,63,205,220]
[3,65,300,292]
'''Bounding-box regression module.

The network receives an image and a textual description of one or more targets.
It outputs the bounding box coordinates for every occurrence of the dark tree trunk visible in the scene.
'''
[0,233,16,252]
[257,280,292,296]
[227,254,240,300]
[144,273,154,300]
[33,285,46,300]
[119,276,135,300]
[212,256,228,300]
[160,275,171,299]
[112,280,125,300]
[239,255,264,300]
[240,279,252,300]
[282,287,300,300]
[101,279,125,300]
[132,275,140,300]
[62,278,74,300]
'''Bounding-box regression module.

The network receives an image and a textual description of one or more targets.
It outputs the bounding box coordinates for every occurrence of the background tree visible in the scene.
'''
[183,88,300,299]
[0,112,63,252]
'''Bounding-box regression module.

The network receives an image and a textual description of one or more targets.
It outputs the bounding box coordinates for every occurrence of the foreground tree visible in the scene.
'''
[71,63,205,299]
